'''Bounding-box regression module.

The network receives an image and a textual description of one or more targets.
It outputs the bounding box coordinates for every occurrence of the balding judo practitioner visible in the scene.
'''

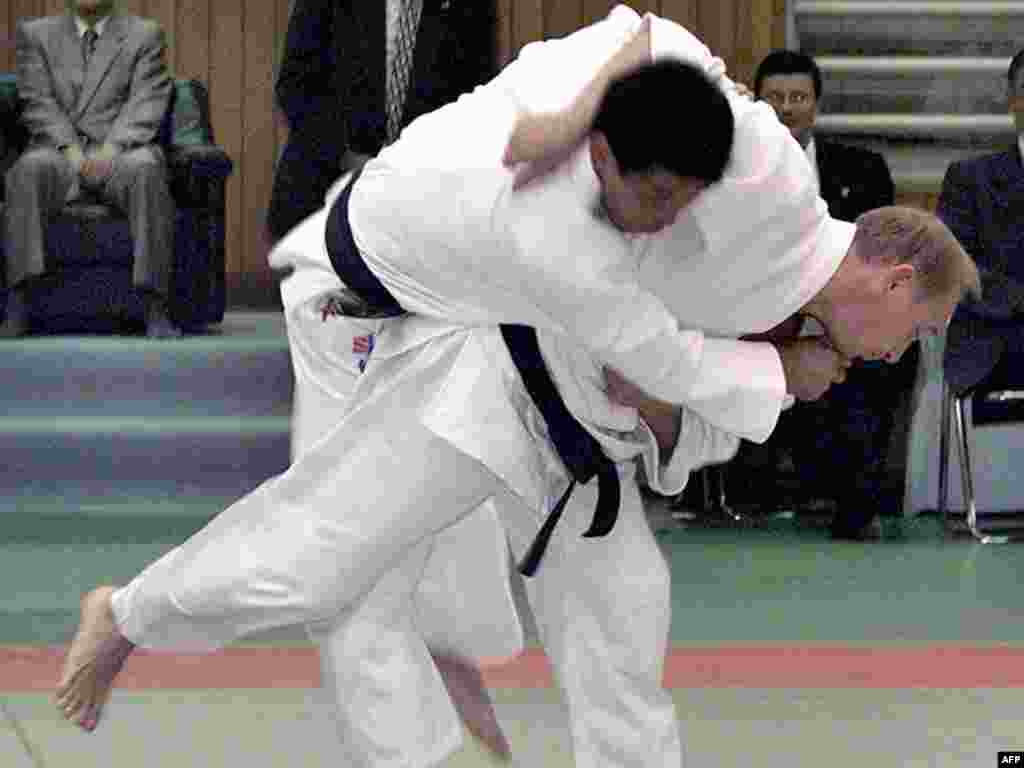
[56,8,978,768]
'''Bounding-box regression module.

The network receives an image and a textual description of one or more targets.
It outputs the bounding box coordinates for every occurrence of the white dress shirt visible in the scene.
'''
[804,135,820,186]
[74,14,110,39]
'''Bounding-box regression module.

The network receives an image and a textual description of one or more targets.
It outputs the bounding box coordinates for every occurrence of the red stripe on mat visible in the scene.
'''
[5,645,1024,691]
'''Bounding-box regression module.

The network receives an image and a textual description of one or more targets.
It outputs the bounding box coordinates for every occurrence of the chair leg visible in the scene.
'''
[709,464,741,521]
[938,381,951,530]
[952,394,1009,544]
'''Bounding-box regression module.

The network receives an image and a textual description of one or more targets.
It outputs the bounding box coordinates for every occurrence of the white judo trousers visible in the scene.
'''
[283,273,527,766]
[109,306,682,768]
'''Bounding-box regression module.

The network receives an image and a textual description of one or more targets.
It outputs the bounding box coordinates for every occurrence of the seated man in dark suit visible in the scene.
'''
[727,50,919,539]
[266,0,497,243]
[3,0,178,338]
[937,48,1024,400]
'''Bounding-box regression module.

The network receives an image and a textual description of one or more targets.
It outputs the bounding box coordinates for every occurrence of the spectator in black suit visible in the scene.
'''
[266,0,497,243]
[937,48,1024,399]
[728,50,919,539]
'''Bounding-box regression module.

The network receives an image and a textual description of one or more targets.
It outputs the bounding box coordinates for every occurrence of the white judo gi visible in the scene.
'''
[108,6,856,768]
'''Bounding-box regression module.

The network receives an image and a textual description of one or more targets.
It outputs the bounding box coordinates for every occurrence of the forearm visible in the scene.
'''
[605,330,786,442]
[642,404,741,497]
[564,17,652,136]
[638,398,682,460]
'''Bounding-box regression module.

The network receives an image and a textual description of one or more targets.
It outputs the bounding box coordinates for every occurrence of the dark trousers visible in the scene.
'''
[730,343,920,534]
[266,131,345,244]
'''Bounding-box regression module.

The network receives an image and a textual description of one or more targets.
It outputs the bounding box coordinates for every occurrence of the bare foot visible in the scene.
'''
[432,651,511,761]
[55,586,136,731]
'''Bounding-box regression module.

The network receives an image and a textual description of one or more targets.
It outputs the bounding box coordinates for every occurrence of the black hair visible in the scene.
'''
[1009,48,1024,94]
[754,50,823,100]
[591,58,733,184]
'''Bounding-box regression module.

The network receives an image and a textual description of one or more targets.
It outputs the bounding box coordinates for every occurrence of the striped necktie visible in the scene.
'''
[82,28,98,67]
[386,0,422,143]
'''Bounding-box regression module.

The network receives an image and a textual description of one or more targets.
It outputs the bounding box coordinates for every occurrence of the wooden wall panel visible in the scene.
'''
[208,0,244,287]
[546,0,583,39]
[239,0,280,301]
[145,0,176,61]
[174,0,209,81]
[1,5,14,73]
[4,0,786,309]
[659,0,697,31]
[497,1,782,85]
[514,0,545,59]
[497,0,515,66]
[581,1,620,27]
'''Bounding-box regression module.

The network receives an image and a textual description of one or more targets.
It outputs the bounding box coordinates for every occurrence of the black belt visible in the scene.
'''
[325,172,621,577]
[326,168,404,318]
[500,325,621,577]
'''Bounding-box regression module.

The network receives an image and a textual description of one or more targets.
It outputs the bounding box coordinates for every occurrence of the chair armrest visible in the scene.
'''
[166,144,233,209]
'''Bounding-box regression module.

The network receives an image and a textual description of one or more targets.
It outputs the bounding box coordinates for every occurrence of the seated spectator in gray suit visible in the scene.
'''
[726,50,917,540]
[938,48,1024,397]
[2,0,177,338]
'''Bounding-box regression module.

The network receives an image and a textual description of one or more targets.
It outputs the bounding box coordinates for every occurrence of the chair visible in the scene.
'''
[938,314,1024,544]
[669,464,743,523]
[0,74,233,332]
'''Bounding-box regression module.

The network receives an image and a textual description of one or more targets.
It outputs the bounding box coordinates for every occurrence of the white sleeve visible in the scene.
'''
[645,13,726,81]
[494,184,786,440]
[640,406,741,497]
[503,7,745,113]
[598,308,786,442]
[494,6,644,114]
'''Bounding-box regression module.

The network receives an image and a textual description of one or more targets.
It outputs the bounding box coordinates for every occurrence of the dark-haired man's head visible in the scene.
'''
[1008,48,1024,135]
[754,50,821,148]
[589,59,733,234]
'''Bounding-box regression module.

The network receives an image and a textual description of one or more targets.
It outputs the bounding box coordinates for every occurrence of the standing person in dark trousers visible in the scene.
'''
[266,0,497,243]
[732,49,919,539]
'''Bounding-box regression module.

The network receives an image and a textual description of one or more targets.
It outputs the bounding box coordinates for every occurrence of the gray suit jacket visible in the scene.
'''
[15,12,171,151]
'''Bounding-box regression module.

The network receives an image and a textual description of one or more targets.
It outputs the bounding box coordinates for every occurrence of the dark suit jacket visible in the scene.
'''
[815,139,894,222]
[267,0,497,240]
[937,147,1024,394]
[16,13,171,151]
